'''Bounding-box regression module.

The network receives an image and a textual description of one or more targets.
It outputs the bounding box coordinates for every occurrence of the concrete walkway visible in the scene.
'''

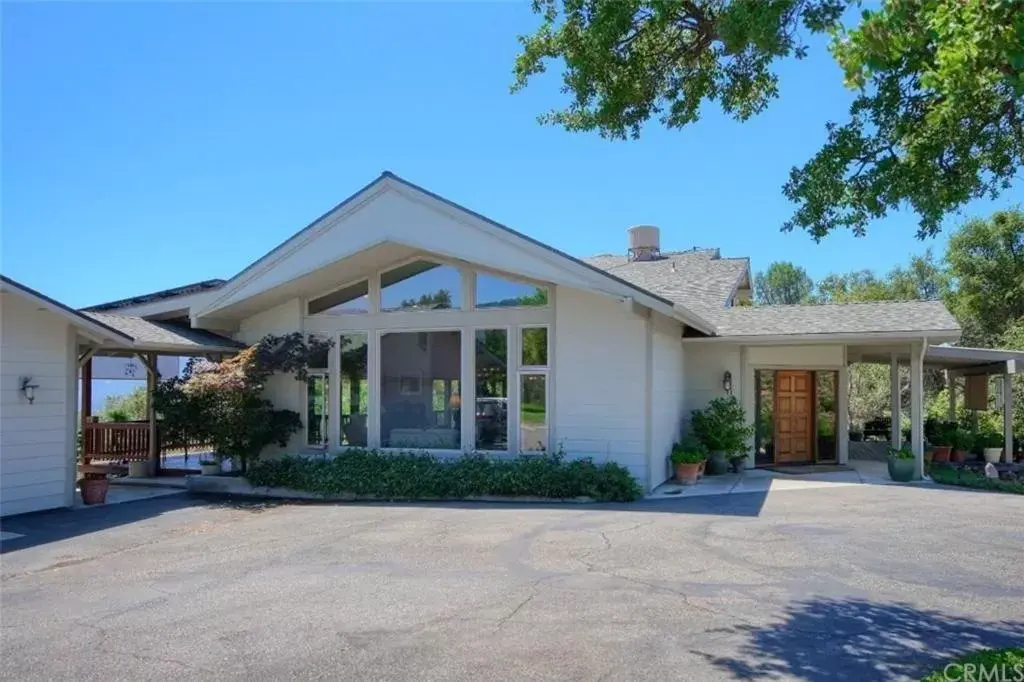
[648,459,904,499]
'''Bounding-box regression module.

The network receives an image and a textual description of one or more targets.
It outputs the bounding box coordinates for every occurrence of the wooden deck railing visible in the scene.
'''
[82,421,151,462]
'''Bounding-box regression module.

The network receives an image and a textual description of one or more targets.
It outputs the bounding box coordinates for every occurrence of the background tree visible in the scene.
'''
[754,261,814,305]
[100,386,147,421]
[512,0,1024,239]
[945,210,1024,346]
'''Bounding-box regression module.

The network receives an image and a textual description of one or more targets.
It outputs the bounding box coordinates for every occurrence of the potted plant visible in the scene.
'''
[950,428,973,463]
[691,397,755,476]
[199,458,221,475]
[79,472,109,505]
[670,437,707,485]
[980,431,1004,464]
[886,444,917,482]
[931,421,955,463]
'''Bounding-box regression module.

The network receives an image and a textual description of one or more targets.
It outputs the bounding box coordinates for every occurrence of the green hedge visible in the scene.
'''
[921,647,1024,681]
[247,449,644,502]
[930,464,1024,495]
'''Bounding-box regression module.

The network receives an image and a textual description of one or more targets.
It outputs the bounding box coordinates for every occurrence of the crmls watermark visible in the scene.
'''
[941,663,1024,682]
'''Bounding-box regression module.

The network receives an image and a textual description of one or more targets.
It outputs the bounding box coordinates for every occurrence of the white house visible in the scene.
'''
[2,172,1020,515]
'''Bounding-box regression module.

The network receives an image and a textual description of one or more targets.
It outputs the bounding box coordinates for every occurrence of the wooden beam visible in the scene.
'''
[77,347,99,367]
[133,352,158,377]
[81,355,93,422]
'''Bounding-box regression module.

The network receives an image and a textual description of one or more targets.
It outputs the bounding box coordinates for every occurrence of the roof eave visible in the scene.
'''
[682,329,963,345]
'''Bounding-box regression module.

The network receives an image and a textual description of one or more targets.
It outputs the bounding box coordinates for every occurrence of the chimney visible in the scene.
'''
[627,225,661,262]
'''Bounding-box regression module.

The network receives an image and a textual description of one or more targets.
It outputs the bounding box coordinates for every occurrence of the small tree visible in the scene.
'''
[158,334,332,473]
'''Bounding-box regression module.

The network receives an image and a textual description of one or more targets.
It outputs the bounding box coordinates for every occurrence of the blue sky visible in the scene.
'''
[3,2,1022,309]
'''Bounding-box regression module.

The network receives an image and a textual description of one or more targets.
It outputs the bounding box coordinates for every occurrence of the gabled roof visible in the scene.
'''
[1,275,242,354]
[705,300,961,339]
[81,312,244,353]
[584,249,749,314]
[195,171,718,334]
[83,278,226,312]
[1,275,133,345]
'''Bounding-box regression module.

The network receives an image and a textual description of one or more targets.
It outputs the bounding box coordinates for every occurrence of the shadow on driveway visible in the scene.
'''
[696,597,1024,681]
[0,493,198,554]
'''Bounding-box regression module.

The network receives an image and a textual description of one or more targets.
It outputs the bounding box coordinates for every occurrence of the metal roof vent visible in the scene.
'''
[628,225,661,262]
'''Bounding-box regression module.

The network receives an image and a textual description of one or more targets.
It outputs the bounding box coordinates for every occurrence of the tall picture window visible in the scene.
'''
[519,374,548,452]
[475,329,508,450]
[339,333,368,446]
[380,330,462,449]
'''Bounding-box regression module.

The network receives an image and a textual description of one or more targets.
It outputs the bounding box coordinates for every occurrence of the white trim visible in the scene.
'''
[683,330,962,345]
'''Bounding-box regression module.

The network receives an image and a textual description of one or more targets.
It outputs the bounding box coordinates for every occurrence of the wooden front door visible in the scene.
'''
[774,370,814,464]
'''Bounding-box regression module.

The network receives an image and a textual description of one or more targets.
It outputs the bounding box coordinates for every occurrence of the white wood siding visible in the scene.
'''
[1,293,74,516]
[650,314,685,489]
[683,343,741,420]
[553,287,648,485]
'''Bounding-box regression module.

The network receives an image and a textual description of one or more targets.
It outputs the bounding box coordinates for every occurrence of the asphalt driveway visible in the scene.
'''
[1,484,1022,681]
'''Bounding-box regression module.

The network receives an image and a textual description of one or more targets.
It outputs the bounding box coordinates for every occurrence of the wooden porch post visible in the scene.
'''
[147,353,158,476]
[1004,369,1014,464]
[81,355,93,423]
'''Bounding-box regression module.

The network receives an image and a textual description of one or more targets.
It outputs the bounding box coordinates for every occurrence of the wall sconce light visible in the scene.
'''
[722,371,733,396]
[20,376,40,404]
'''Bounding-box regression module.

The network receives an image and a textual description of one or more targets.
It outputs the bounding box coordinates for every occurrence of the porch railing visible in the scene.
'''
[81,421,151,462]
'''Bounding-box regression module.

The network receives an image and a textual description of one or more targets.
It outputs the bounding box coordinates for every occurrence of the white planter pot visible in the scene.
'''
[200,463,221,476]
[128,461,150,478]
[983,447,1003,464]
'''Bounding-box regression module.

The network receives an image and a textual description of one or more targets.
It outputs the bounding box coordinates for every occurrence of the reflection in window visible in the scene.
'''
[380,261,462,312]
[308,280,369,315]
[476,273,548,308]
[521,327,548,367]
[520,374,548,452]
[380,331,461,448]
[755,370,774,465]
[306,374,329,447]
[816,371,838,461]
[340,333,368,447]
[475,329,508,450]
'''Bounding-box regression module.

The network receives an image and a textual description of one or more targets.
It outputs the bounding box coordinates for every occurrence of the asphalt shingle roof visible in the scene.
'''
[708,300,961,337]
[583,249,749,315]
[81,312,244,351]
[84,279,226,312]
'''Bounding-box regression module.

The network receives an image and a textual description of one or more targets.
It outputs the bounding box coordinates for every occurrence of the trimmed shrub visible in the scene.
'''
[247,449,643,502]
[930,464,1024,495]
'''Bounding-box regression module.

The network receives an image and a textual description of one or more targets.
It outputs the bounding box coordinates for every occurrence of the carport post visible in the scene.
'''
[947,371,956,421]
[890,354,901,448]
[1004,368,1014,464]
[910,343,925,479]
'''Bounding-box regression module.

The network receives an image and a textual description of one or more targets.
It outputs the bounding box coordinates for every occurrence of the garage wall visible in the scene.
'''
[553,287,648,485]
[1,293,74,516]
[650,314,685,490]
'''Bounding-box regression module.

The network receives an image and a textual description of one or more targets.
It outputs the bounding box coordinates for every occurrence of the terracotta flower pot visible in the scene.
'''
[924,449,935,463]
[932,446,951,463]
[951,449,968,463]
[674,461,703,485]
[79,477,109,505]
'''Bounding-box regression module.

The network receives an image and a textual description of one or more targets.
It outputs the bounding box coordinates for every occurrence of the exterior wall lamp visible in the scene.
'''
[20,376,40,404]
[722,371,733,396]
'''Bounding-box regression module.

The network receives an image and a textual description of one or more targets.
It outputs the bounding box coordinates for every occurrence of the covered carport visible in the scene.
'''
[847,343,1022,479]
